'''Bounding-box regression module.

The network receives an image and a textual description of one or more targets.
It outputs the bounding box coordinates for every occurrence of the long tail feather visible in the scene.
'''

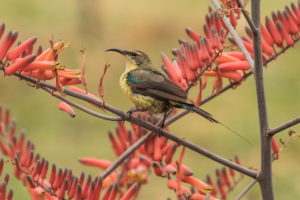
[187,105,252,145]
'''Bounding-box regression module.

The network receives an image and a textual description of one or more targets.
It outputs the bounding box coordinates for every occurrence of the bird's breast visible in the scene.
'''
[119,72,168,114]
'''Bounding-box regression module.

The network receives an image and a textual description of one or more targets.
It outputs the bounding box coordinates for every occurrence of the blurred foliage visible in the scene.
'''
[0,0,300,199]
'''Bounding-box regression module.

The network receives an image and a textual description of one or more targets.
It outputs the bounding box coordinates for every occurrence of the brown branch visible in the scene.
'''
[268,116,300,136]
[41,87,122,121]
[251,0,274,198]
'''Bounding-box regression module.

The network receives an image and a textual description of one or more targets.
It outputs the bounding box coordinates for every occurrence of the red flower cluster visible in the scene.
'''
[77,112,246,200]
[162,1,300,101]
[0,23,81,89]
[0,106,137,200]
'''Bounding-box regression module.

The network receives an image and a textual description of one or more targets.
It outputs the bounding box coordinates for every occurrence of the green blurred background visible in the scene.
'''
[0,0,300,199]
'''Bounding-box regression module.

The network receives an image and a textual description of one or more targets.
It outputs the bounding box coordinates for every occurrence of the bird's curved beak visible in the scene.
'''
[105,48,126,55]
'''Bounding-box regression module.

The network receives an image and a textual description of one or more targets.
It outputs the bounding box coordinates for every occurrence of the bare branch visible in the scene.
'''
[235,0,258,34]
[251,0,274,198]
[268,116,300,136]
[41,87,122,121]
[211,0,254,70]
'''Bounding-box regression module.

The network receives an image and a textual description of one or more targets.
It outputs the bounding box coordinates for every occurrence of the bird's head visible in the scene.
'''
[105,48,152,69]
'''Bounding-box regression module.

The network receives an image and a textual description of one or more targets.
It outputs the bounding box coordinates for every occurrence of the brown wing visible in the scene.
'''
[126,68,193,104]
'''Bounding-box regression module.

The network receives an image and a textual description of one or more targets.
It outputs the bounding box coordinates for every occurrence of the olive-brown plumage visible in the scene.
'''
[106,48,218,123]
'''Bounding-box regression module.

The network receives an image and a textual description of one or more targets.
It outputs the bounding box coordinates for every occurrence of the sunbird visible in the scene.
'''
[106,48,250,143]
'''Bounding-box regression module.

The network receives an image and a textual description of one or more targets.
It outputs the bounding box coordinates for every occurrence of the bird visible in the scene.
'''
[105,48,250,143]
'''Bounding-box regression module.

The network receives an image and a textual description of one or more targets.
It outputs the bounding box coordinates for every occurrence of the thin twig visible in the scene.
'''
[41,87,122,121]
[268,116,300,136]
[235,0,258,34]
[211,0,254,70]
[235,179,257,200]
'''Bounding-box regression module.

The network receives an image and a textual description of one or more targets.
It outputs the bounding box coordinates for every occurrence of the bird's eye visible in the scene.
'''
[131,52,138,57]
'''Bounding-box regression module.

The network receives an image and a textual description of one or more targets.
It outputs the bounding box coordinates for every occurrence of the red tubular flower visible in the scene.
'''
[79,157,112,170]
[0,31,12,60]
[120,183,139,200]
[186,27,200,44]
[235,155,241,165]
[272,136,280,159]
[153,136,162,161]
[212,74,222,94]
[215,53,240,64]
[291,2,300,20]
[225,52,246,60]
[41,160,49,180]
[210,27,222,50]
[271,11,279,24]
[74,185,82,200]
[58,102,75,118]
[152,161,164,177]
[108,183,118,200]
[229,10,237,27]
[6,190,13,200]
[109,131,122,156]
[283,11,299,35]
[5,54,36,75]
[0,23,5,40]
[203,24,210,39]
[36,40,65,61]
[68,177,78,199]
[22,61,59,71]
[164,143,177,164]
[6,37,37,61]
[205,70,243,82]
[118,121,129,142]
[265,16,283,47]
[194,80,202,106]
[94,177,103,200]
[285,5,300,27]
[221,167,231,189]
[199,37,211,63]
[167,179,191,197]
[165,164,177,175]
[59,77,81,86]
[276,21,294,47]
[138,155,152,167]
[57,179,68,199]
[218,61,250,72]
[116,128,128,152]
[102,184,113,200]
[206,174,217,196]
[181,176,210,194]
[277,11,291,34]
[0,141,9,156]
[81,175,92,199]
[217,178,227,199]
